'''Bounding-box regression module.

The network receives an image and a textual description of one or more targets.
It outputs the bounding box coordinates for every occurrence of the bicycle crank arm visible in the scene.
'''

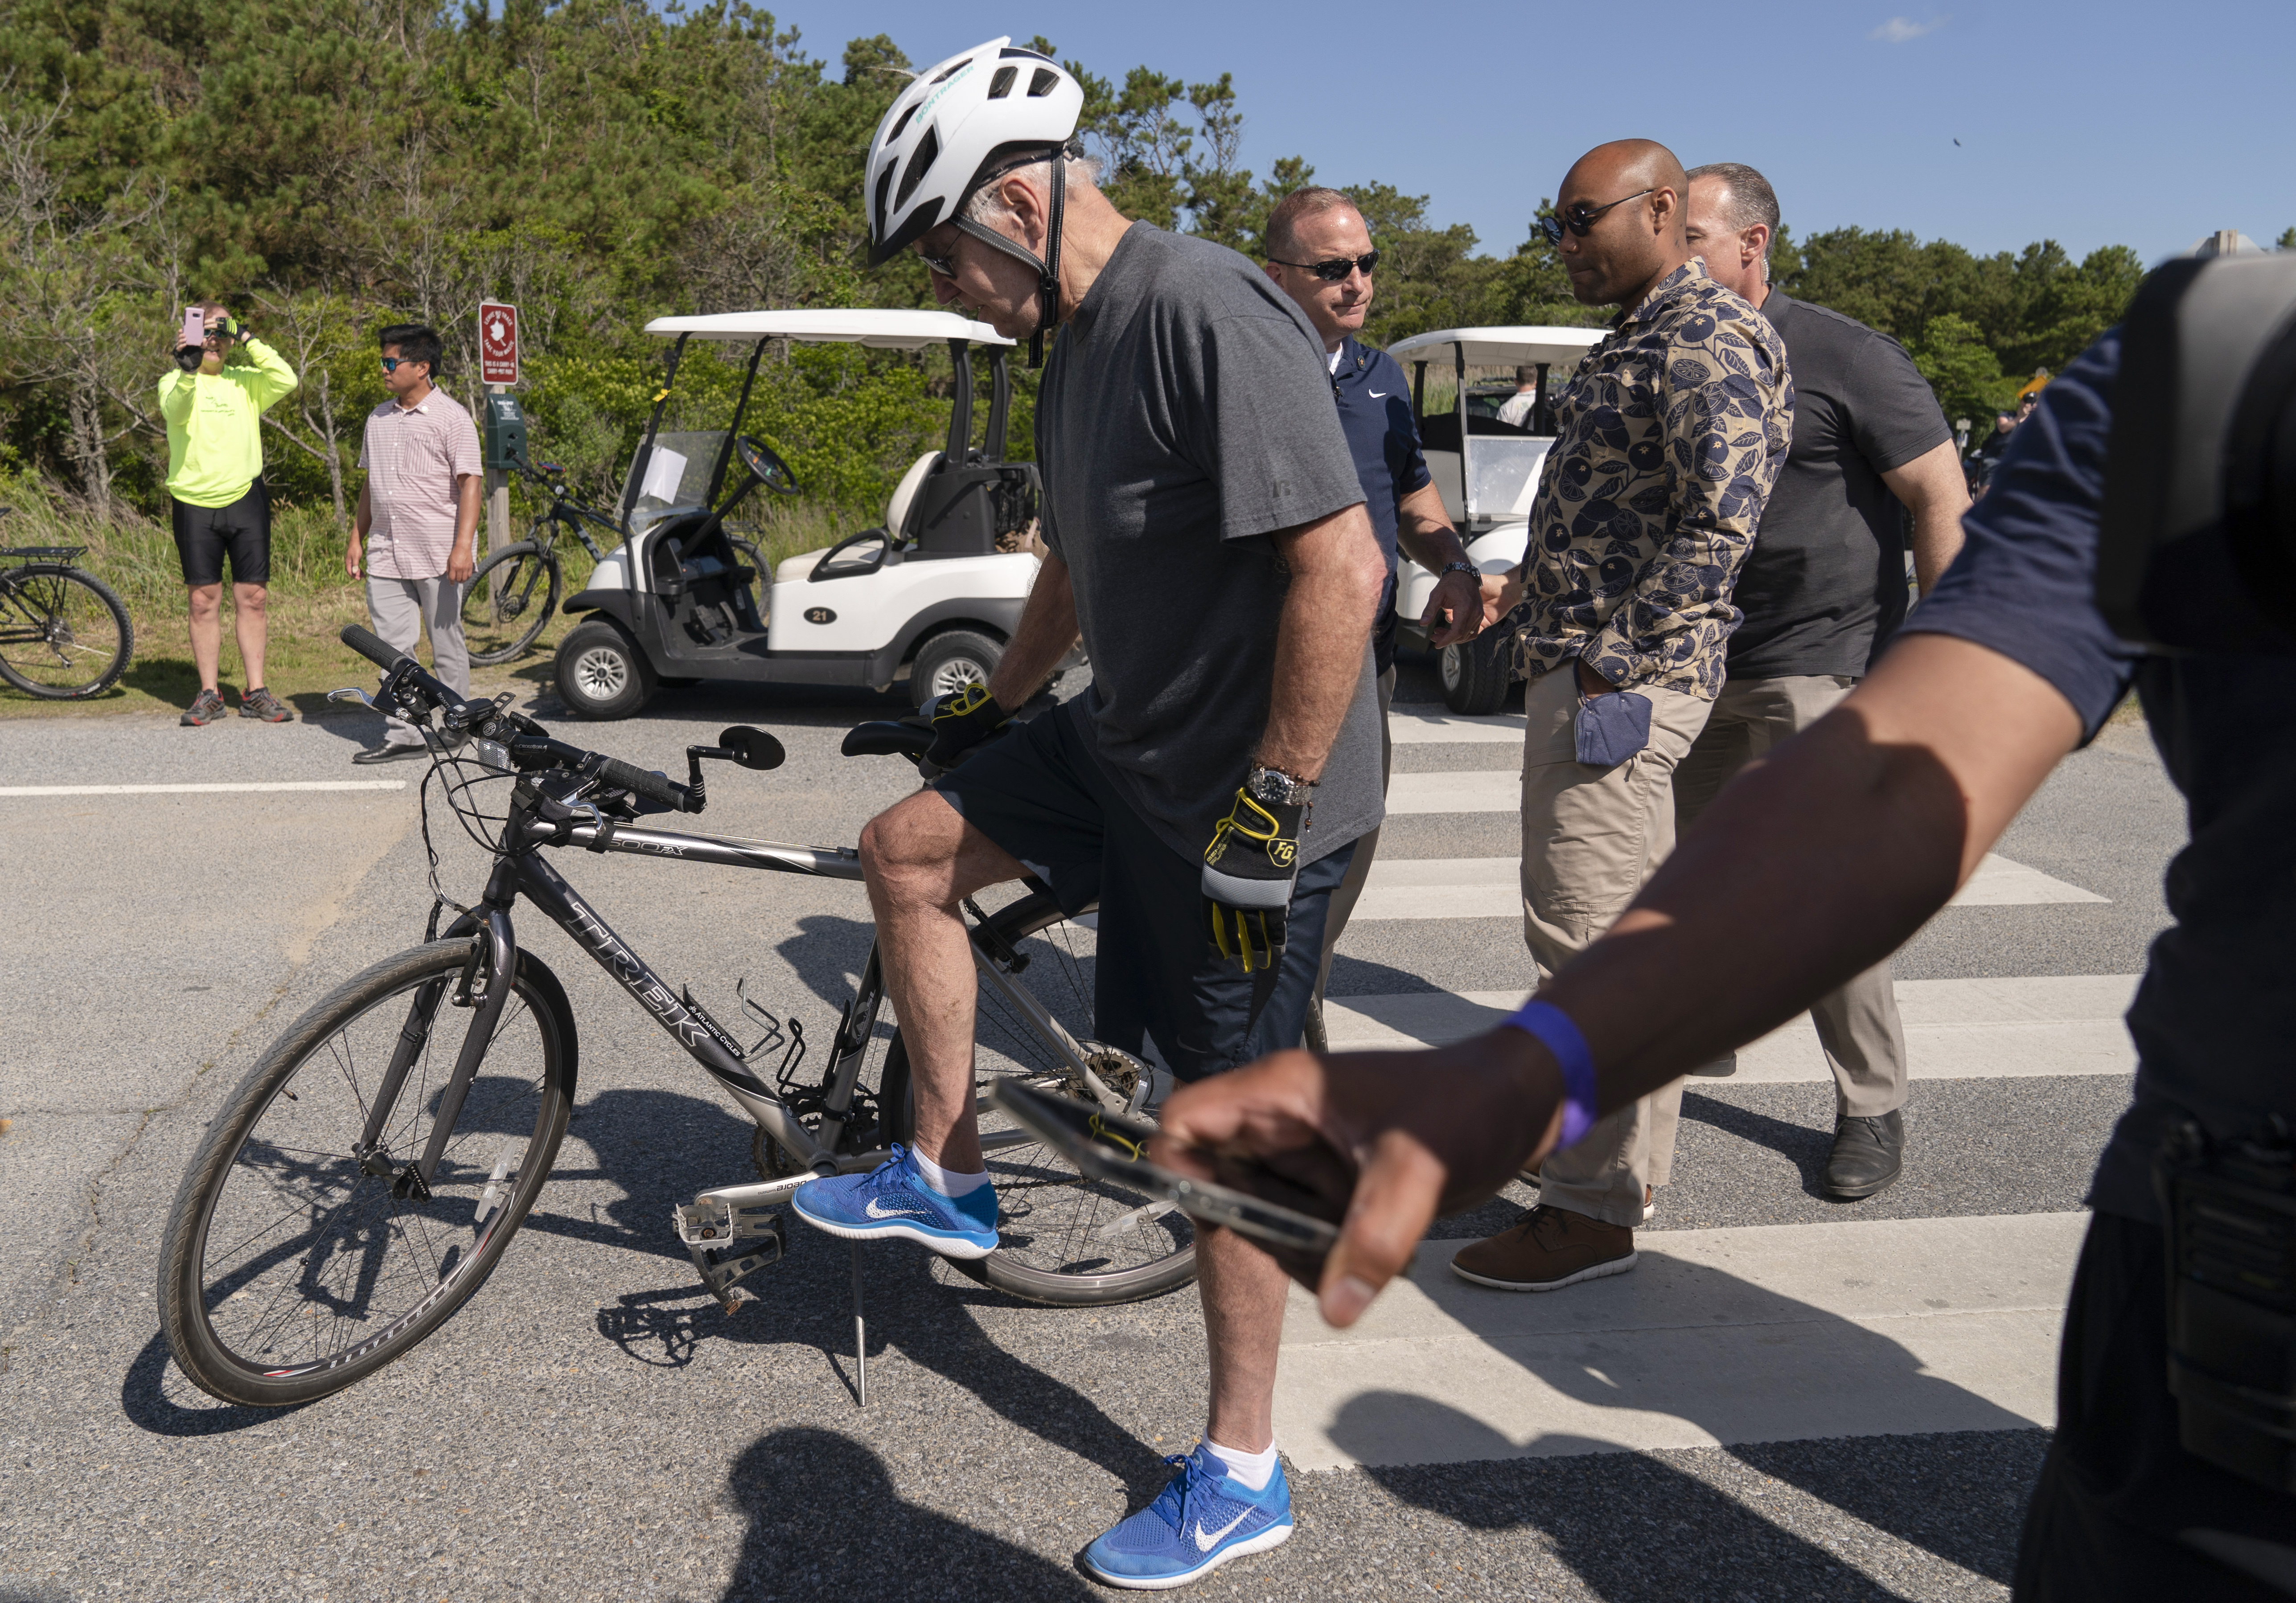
[688,1150,893,1214]
[410,910,518,1192]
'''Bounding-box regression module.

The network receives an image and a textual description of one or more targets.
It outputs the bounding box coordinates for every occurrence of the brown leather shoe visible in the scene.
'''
[1450,1204,1637,1292]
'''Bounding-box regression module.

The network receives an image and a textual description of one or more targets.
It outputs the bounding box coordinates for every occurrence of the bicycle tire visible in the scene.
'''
[460,542,561,664]
[0,563,133,699]
[158,940,578,1407]
[881,892,1197,1308]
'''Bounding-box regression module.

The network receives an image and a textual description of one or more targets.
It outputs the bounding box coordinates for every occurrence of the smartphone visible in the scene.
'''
[180,307,206,348]
[988,1079,1346,1284]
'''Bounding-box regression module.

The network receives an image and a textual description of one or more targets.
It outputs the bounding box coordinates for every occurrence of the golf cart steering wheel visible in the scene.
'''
[735,435,801,496]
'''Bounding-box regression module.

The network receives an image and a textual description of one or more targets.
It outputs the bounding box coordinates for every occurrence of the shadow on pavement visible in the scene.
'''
[719,1428,1098,1601]
[1680,1088,1848,1199]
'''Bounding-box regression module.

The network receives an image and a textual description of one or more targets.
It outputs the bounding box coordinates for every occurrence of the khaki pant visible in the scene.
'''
[1521,664,1712,1229]
[1671,674,1908,1119]
[1310,666,1396,1037]
[366,573,469,748]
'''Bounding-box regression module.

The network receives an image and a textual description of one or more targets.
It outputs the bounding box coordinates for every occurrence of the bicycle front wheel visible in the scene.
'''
[883,892,1198,1308]
[0,563,133,699]
[158,940,578,1407]
[460,542,560,664]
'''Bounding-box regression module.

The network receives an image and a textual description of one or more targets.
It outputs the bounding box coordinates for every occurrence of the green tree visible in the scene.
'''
[1909,313,2017,431]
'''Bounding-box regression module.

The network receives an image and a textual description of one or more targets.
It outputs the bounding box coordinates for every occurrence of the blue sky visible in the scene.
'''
[755,0,2294,266]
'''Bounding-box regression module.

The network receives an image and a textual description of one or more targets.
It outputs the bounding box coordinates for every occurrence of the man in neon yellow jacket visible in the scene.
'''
[158,302,299,726]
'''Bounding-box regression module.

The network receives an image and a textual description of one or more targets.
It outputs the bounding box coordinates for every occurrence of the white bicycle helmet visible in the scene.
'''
[865,37,1085,364]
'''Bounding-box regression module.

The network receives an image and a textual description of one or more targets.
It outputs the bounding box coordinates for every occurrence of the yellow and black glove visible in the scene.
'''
[1202,783,1306,973]
[920,683,1011,771]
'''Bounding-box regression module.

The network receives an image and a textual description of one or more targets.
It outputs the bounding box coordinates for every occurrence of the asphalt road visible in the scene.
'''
[0,658,2181,1602]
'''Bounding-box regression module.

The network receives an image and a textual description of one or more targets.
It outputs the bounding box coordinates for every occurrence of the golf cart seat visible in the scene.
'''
[645,510,763,641]
[773,450,942,585]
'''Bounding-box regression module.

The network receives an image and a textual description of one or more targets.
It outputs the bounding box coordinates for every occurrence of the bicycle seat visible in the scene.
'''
[842,719,934,759]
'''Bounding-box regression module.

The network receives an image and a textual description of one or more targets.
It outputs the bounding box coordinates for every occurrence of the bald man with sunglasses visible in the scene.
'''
[1455,139,1793,1294]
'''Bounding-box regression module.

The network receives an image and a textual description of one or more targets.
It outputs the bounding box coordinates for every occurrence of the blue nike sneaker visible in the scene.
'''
[789,1144,999,1259]
[1081,1443,1293,1590]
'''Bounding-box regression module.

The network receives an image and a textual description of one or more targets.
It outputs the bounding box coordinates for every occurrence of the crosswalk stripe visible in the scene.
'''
[1273,1212,2083,1471]
[1322,976,2139,1079]
[1386,710,1523,745]
[1350,851,2107,918]
[1387,771,1520,813]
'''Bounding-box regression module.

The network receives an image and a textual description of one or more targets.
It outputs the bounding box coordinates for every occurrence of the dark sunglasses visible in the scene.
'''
[919,246,958,278]
[378,356,419,373]
[1269,250,1379,283]
[1536,189,1655,246]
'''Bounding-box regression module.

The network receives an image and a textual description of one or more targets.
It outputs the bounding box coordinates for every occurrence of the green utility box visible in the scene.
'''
[481,394,527,471]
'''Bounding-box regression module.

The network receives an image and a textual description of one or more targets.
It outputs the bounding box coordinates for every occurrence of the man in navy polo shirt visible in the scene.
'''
[1263,186,1497,1048]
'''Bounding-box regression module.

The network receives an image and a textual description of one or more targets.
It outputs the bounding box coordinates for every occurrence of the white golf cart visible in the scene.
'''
[1387,325,1603,713]
[554,309,1067,720]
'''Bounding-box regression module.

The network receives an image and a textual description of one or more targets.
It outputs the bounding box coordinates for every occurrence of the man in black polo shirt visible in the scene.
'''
[1678,161,1972,1197]
[1260,186,1494,1048]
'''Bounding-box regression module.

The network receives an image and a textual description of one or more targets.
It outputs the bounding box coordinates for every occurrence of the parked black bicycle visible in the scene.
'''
[460,459,768,666]
[157,624,1190,1407]
[0,507,135,700]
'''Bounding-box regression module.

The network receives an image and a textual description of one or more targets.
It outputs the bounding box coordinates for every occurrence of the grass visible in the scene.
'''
[0,476,858,720]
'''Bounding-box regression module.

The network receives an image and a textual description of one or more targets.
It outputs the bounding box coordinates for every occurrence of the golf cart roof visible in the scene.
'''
[1388,326,1604,369]
[642,309,1013,349]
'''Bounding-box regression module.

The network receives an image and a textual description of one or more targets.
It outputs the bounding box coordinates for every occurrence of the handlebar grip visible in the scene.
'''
[341,624,411,672]
[597,755,692,814]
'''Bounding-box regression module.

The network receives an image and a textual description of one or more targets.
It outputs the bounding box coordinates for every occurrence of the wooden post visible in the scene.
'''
[485,382,509,603]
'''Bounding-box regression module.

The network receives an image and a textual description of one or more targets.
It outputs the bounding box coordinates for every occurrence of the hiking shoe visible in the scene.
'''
[789,1143,998,1259]
[181,688,227,726]
[1450,1204,1636,1292]
[1081,1443,1293,1591]
[238,687,294,722]
[1825,1109,1905,1200]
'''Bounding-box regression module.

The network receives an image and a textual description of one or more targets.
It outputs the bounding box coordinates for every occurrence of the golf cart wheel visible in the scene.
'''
[554,619,656,721]
[1439,629,1514,716]
[911,629,1002,709]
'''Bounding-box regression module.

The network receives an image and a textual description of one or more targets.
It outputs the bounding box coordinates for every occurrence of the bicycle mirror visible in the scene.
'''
[718,727,785,771]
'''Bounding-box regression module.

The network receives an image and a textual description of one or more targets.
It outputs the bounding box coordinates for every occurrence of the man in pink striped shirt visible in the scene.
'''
[347,324,482,763]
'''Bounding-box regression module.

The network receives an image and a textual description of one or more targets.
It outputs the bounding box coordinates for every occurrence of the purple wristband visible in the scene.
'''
[1502,999,1598,1148]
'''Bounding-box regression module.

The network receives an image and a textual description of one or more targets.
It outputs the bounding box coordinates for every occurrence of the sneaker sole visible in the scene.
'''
[1082,1519,1293,1591]
[788,1195,998,1260]
[239,709,293,722]
[1450,1249,1638,1293]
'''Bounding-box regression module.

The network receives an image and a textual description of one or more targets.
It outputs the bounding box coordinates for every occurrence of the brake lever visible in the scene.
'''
[328,686,378,709]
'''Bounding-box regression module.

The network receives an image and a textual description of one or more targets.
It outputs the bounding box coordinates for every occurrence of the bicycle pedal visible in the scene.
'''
[674,1197,783,1312]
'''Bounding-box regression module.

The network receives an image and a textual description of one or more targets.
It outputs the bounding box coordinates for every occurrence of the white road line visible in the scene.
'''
[1387,710,1522,744]
[1387,771,1520,813]
[1274,1212,2084,1471]
[0,781,409,796]
[1350,851,2107,918]
[1323,975,2140,1080]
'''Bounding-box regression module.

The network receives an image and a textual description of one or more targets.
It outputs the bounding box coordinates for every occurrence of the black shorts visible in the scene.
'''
[171,480,271,587]
[2013,1210,2296,1600]
[931,696,1356,1084]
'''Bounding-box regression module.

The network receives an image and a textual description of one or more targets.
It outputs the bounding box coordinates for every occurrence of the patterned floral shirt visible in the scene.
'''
[1512,259,1793,699]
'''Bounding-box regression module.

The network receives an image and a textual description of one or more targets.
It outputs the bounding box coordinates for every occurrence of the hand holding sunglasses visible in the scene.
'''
[1269,250,1380,283]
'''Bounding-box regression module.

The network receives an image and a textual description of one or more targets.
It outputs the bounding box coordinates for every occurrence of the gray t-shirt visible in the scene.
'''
[1035,224,1382,865]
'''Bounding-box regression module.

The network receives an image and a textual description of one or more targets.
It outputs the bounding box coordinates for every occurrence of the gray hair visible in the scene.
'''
[961,153,1105,225]
[1685,162,1780,279]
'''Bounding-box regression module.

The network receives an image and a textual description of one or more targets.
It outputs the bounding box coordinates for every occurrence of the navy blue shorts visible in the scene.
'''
[931,696,1355,1083]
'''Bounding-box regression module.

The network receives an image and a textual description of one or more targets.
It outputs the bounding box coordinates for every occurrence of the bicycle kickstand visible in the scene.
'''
[851,1243,867,1408]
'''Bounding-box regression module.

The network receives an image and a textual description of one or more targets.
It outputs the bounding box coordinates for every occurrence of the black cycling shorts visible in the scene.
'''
[171,480,271,587]
[929,694,1355,1083]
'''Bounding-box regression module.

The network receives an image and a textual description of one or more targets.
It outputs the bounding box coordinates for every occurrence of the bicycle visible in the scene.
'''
[157,624,1193,1408]
[460,459,769,667]
[0,508,136,700]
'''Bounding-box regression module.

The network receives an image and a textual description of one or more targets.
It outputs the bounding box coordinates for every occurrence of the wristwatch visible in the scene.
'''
[1245,764,1315,807]
[1438,559,1479,580]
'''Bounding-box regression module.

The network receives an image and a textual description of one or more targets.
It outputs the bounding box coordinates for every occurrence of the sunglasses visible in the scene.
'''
[1269,250,1379,283]
[378,357,421,373]
[1536,189,1655,246]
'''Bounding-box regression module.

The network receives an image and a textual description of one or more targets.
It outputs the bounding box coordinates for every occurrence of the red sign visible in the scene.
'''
[478,301,520,386]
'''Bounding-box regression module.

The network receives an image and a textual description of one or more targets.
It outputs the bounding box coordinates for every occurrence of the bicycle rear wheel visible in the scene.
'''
[0,563,132,699]
[460,541,560,664]
[883,892,1197,1307]
[158,940,577,1406]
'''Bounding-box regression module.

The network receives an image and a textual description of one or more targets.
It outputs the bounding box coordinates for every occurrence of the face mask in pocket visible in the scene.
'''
[1574,689,1652,767]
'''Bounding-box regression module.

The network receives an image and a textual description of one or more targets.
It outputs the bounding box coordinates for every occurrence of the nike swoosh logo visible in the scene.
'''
[1368,390,1389,398]
[865,1199,928,1219]
[1192,1508,1254,1552]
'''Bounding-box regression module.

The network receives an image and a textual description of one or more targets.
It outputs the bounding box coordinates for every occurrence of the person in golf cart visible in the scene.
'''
[787,36,1388,1593]
[551,309,1061,720]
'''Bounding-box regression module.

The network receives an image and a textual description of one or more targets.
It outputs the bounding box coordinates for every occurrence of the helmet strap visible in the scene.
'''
[950,140,1072,369]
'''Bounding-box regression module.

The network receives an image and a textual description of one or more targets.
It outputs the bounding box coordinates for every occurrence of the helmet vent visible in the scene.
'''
[987,65,1017,100]
[894,126,940,210]
[885,99,919,145]
[1027,67,1060,98]
[930,56,972,85]
[873,164,895,230]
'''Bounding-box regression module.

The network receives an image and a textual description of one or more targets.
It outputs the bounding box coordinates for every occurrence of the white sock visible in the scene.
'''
[909,1148,988,1197]
[1201,1438,1278,1492]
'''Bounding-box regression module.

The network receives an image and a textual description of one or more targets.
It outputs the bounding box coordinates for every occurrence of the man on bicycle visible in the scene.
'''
[791,37,1387,1591]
